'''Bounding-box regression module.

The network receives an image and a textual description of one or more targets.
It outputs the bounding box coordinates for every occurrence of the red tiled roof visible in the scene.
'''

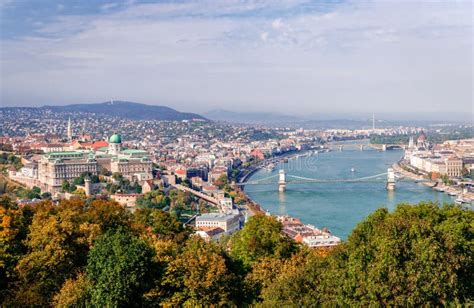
[91,140,109,150]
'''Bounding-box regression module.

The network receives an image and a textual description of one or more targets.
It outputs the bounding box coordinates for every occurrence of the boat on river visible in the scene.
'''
[455,198,471,205]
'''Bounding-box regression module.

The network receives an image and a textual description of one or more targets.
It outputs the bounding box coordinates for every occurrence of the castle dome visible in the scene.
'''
[109,133,122,144]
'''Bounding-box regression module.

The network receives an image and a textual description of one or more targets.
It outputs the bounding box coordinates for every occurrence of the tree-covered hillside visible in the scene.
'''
[0,197,472,306]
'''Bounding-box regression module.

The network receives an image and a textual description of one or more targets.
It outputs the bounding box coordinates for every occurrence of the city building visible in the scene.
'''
[445,157,463,177]
[195,227,226,242]
[195,212,241,235]
[277,215,341,248]
[13,133,152,193]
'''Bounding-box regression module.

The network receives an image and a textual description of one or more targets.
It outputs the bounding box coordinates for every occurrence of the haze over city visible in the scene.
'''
[1,0,472,120]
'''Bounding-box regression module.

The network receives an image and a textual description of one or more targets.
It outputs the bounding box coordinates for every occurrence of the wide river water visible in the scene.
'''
[245,141,454,239]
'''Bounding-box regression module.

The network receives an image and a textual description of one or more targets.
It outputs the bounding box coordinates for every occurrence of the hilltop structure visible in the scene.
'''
[11,133,152,194]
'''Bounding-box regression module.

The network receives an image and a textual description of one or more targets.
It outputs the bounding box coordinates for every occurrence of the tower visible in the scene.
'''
[408,136,414,149]
[386,168,396,191]
[67,117,72,141]
[278,169,286,192]
[372,114,375,131]
[84,177,92,197]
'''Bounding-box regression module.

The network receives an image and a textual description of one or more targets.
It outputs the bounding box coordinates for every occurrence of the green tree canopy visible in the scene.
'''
[230,214,297,269]
[86,228,156,307]
[136,190,170,209]
[133,208,190,242]
[260,202,474,306]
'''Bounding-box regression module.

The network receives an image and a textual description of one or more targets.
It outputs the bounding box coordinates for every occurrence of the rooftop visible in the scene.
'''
[196,212,239,222]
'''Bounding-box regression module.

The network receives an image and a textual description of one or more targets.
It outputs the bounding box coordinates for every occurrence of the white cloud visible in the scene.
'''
[1,0,472,117]
[272,18,283,29]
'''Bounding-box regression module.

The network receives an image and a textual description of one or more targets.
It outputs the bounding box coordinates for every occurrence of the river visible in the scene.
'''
[245,141,454,239]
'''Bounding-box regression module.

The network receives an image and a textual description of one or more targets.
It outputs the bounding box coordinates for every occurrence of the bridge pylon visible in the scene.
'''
[386,168,396,191]
[278,169,286,192]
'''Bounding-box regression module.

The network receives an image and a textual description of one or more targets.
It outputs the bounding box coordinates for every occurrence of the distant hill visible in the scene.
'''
[204,109,302,124]
[38,101,207,121]
[204,109,381,129]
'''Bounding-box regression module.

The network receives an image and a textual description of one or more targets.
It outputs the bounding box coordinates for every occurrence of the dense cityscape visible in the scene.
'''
[1,105,473,305]
[1,0,472,306]
[0,100,473,305]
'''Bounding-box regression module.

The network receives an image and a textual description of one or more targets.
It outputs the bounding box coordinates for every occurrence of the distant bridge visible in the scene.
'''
[236,168,427,192]
[327,143,406,151]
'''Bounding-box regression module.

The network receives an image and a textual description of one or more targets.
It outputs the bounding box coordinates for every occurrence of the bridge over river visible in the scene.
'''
[327,143,406,151]
[236,168,428,192]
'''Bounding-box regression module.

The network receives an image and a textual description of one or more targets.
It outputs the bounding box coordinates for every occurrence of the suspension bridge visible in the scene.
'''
[236,168,419,192]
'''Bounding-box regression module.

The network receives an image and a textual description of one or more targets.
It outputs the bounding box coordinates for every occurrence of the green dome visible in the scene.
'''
[109,134,122,144]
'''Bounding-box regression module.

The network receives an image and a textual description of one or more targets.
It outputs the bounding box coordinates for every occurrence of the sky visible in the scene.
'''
[0,0,472,119]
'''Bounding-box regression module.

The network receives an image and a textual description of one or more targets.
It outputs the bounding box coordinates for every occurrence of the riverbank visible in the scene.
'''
[393,161,474,204]
[244,146,460,239]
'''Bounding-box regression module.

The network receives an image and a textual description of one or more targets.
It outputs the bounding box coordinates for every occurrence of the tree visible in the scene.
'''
[13,201,89,306]
[338,203,474,306]
[31,186,41,195]
[160,237,236,306]
[86,228,156,307]
[0,198,33,300]
[52,272,90,308]
[41,192,52,199]
[214,174,228,189]
[136,190,170,209]
[133,208,190,242]
[230,214,297,269]
[84,199,131,233]
[260,250,332,305]
[258,202,474,306]
[61,180,70,193]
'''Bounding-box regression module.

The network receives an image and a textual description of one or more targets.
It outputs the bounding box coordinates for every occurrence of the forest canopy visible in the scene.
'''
[0,196,472,306]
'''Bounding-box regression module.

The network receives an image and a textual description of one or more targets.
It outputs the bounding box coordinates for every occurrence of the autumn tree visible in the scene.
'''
[52,272,90,308]
[0,197,34,300]
[160,237,237,306]
[13,200,89,306]
[84,199,131,233]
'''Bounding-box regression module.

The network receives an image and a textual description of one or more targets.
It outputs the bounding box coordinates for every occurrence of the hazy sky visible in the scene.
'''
[0,0,472,117]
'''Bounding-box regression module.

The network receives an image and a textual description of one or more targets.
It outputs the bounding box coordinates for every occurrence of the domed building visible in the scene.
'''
[417,130,428,149]
[34,132,152,193]
[104,133,152,181]
[108,133,122,155]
